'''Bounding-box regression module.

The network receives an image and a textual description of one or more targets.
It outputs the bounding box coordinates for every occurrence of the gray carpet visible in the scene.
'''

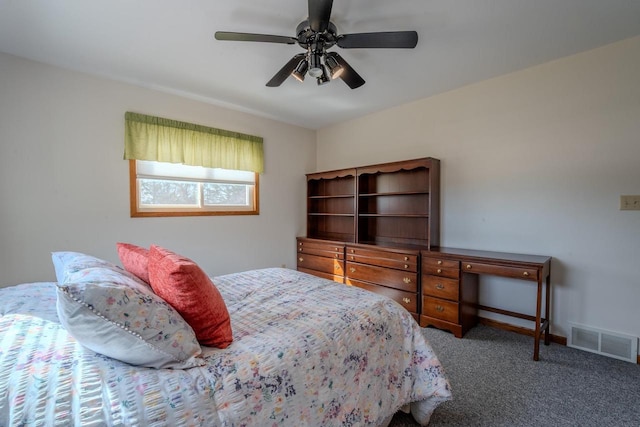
[389,325,640,427]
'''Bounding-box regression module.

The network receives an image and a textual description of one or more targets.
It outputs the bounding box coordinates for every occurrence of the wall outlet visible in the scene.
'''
[620,195,640,210]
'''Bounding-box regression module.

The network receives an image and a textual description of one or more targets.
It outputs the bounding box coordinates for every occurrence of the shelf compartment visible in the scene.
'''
[309,197,355,215]
[357,216,430,247]
[358,193,429,216]
[359,191,428,197]
[308,215,355,243]
[311,231,356,242]
[309,213,355,217]
[309,194,355,199]
[358,168,430,195]
[308,176,355,198]
[358,214,428,218]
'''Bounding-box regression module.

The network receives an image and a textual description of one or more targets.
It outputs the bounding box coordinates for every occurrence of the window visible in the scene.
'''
[130,160,258,217]
[124,112,263,217]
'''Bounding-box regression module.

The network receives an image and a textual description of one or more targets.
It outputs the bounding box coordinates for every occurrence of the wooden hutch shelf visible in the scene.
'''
[305,168,357,244]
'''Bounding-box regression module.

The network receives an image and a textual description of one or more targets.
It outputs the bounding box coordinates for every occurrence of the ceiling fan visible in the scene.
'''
[215,0,418,89]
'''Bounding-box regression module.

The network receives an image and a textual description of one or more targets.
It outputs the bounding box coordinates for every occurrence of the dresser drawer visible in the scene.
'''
[297,240,344,259]
[347,278,418,313]
[422,275,459,301]
[297,253,344,276]
[462,262,538,281]
[346,262,417,292]
[346,246,418,272]
[423,257,460,270]
[422,264,459,279]
[423,296,459,324]
[298,245,344,259]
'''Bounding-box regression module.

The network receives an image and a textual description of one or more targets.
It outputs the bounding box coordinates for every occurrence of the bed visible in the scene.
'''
[0,249,451,426]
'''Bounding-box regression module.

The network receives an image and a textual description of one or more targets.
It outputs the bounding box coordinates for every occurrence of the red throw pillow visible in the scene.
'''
[116,243,150,284]
[148,245,233,348]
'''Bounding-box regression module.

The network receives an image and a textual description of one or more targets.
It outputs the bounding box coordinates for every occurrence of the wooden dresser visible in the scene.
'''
[296,238,345,283]
[344,244,420,321]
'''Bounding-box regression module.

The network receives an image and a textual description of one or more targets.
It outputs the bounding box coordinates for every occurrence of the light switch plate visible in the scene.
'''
[620,195,640,210]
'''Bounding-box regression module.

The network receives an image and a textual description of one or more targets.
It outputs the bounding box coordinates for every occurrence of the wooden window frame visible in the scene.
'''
[129,160,259,217]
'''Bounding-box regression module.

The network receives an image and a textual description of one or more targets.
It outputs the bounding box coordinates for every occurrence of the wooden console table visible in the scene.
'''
[421,248,551,361]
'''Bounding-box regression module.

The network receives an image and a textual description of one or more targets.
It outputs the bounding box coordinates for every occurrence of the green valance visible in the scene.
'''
[124,112,264,173]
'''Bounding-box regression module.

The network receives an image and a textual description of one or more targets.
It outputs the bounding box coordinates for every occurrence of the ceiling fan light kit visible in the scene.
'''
[214,0,418,89]
[292,59,309,82]
[324,53,344,79]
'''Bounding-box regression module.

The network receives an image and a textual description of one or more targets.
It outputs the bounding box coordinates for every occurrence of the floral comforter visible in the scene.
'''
[0,268,451,426]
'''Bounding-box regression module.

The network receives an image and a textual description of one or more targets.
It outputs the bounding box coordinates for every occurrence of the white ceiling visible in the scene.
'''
[1,0,639,130]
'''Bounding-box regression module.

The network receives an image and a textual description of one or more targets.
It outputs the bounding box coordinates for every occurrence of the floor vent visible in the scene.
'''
[568,322,638,363]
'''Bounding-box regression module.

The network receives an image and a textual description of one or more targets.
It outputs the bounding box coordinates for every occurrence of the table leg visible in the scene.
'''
[544,273,551,345]
[534,277,543,361]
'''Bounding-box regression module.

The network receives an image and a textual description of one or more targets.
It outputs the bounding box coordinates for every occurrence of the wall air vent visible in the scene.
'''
[568,322,638,363]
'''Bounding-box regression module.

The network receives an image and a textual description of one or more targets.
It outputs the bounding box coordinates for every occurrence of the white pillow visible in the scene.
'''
[53,251,205,369]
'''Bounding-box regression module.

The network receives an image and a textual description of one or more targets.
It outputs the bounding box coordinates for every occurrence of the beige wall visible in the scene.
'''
[317,36,640,340]
[0,52,316,285]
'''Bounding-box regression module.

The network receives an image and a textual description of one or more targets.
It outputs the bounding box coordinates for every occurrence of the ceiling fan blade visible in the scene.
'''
[266,53,306,87]
[215,31,297,44]
[329,53,365,89]
[337,31,418,49]
[308,0,333,32]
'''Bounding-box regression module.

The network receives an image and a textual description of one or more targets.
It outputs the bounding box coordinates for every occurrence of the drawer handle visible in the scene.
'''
[298,257,304,262]
[404,264,409,269]
[350,249,355,253]
[350,267,356,273]
[335,254,339,258]
[404,256,409,261]
[335,247,339,251]
[437,260,443,265]
[335,264,340,270]
[402,297,411,304]
[437,268,442,274]
[350,256,355,260]
[403,277,412,284]
[523,271,529,277]
[466,264,472,270]
[435,305,444,312]
[299,248,303,252]
[435,284,444,290]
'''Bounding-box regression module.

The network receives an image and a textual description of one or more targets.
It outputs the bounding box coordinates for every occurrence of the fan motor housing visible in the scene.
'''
[296,20,338,50]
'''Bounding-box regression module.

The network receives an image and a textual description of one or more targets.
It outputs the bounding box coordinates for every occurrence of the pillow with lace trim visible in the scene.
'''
[53,251,205,369]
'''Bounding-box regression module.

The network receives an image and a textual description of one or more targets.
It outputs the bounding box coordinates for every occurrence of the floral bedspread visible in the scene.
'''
[0,268,451,426]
